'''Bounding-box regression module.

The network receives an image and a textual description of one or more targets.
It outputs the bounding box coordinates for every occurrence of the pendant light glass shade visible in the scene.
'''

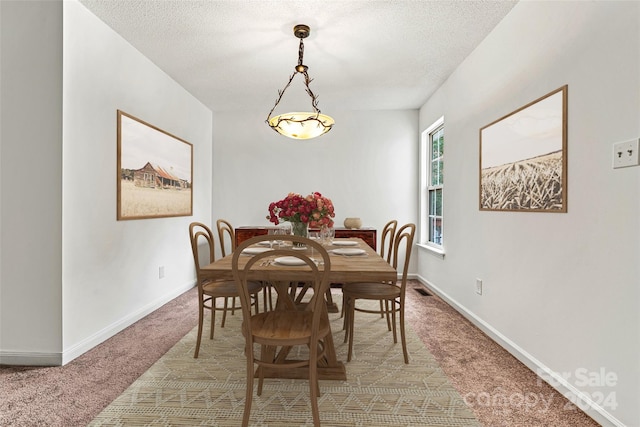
[266,25,334,140]
[267,112,334,140]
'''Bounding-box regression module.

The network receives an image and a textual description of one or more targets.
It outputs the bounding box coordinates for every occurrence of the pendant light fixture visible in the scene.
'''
[266,24,334,140]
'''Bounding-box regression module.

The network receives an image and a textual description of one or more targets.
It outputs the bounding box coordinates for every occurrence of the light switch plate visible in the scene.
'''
[613,139,640,169]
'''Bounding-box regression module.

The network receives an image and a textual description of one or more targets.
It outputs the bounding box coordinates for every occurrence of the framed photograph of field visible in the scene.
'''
[117,110,193,220]
[479,85,567,212]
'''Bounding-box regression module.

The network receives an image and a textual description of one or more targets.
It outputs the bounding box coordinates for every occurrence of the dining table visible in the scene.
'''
[200,237,397,381]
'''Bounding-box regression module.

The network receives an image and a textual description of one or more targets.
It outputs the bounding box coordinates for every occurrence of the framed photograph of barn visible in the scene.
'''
[117,110,193,220]
[479,85,567,212]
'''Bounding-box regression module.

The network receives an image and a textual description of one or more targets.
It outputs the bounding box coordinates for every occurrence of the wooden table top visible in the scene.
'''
[201,238,396,283]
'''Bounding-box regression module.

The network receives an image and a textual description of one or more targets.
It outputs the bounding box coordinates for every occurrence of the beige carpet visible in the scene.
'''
[89,296,480,426]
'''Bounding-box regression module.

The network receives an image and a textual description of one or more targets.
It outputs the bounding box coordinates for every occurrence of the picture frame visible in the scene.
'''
[479,85,568,212]
[117,110,193,220]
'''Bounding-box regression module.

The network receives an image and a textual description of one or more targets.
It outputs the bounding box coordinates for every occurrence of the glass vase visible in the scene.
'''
[290,221,308,247]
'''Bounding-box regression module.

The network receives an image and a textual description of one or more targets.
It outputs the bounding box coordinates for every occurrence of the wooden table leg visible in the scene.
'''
[325,287,340,313]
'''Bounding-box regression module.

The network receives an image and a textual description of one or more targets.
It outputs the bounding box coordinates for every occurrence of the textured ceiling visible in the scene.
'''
[79,0,517,112]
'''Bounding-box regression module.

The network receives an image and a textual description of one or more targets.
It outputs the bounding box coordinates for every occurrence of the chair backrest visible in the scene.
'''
[216,219,235,257]
[189,222,216,287]
[391,223,416,294]
[232,234,332,336]
[380,220,398,263]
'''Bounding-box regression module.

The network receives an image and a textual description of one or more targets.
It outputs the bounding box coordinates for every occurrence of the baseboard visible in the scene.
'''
[0,351,62,366]
[415,275,625,427]
[0,282,196,367]
[60,281,195,365]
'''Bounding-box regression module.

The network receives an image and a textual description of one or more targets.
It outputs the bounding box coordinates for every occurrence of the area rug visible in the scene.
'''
[89,295,480,426]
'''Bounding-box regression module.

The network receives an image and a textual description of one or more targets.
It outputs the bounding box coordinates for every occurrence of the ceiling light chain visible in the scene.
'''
[266,29,320,120]
[266,70,298,121]
[266,24,334,140]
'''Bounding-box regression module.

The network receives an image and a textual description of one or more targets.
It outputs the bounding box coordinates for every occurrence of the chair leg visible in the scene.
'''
[220,297,229,328]
[384,299,392,331]
[309,342,321,427]
[342,295,350,342]
[242,342,254,427]
[194,303,205,358]
[267,284,277,311]
[341,295,346,332]
[390,299,398,343]
[268,285,273,310]
[341,296,347,332]
[250,293,257,315]
[347,297,356,362]
[258,345,275,396]
[262,286,268,312]
[209,298,216,340]
[400,302,409,364]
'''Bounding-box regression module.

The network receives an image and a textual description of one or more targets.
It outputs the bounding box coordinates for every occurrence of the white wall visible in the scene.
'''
[3,1,635,424]
[211,109,419,261]
[61,1,212,362]
[0,0,212,365]
[0,1,64,363]
[417,2,639,426]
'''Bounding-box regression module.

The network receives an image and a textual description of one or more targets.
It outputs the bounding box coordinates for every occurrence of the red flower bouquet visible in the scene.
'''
[267,192,335,228]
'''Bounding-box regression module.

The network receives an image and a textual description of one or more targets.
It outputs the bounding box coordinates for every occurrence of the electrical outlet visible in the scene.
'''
[476,278,483,295]
[159,266,165,279]
[613,139,640,169]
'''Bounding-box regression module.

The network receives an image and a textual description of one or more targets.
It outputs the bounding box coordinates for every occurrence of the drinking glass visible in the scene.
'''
[308,230,320,258]
[322,226,335,246]
[273,227,286,248]
[285,224,294,247]
[267,228,277,248]
[308,230,320,243]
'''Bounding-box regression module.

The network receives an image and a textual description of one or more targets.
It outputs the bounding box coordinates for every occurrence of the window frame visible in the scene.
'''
[419,116,445,256]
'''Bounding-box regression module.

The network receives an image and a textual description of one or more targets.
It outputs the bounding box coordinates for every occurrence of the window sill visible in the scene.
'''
[417,243,445,259]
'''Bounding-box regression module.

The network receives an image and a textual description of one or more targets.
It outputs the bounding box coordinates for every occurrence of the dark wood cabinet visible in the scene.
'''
[235,226,377,250]
[332,227,377,250]
[235,227,271,248]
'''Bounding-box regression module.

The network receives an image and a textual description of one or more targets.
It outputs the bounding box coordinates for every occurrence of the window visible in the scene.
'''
[420,117,444,249]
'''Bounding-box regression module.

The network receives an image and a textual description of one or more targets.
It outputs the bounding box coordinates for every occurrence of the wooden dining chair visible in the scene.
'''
[217,218,273,311]
[377,219,398,321]
[188,222,262,358]
[380,219,398,263]
[341,219,397,321]
[232,234,332,427]
[216,218,235,257]
[216,218,239,313]
[342,222,416,364]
